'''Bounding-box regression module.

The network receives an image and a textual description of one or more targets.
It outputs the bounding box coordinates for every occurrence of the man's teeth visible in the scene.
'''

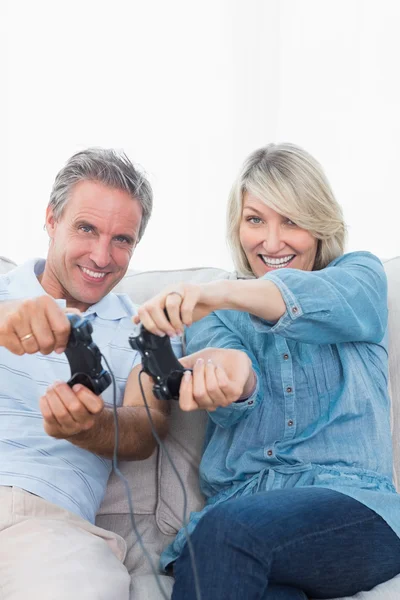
[261,255,295,268]
[81,267,106,279]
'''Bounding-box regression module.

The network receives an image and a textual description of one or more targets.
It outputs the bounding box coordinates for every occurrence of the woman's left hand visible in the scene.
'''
[177,348,257,412]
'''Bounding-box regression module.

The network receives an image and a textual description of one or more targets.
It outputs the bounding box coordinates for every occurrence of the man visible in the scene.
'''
[0,148,170,599]
[0,147,256,600]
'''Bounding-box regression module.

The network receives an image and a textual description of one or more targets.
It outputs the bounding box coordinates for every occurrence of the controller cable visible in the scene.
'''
[101,354,202,600]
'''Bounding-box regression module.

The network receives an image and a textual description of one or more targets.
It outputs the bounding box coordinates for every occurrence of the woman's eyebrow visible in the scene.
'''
[242,205,264,215]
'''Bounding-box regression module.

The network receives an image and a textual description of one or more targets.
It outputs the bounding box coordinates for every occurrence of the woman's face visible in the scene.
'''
[239,193,318,277]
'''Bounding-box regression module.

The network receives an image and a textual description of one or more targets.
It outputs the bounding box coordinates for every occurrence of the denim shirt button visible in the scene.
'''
[267,449,273,456]
[286,387,293,393]
[292,306,298,314]
[248,400,254,405]
[288,420,294,426]
[283,354,289,360]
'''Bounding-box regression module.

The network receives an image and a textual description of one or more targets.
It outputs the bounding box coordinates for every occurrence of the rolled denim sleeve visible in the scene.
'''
[251,251,387,344]
[185,313,262,428]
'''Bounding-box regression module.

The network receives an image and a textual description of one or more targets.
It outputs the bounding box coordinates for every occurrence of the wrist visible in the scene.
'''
[201,280,233,312]
[239,368,257,400]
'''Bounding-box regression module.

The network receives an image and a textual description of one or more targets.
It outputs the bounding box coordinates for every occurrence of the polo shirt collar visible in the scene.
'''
[7,258,131,321]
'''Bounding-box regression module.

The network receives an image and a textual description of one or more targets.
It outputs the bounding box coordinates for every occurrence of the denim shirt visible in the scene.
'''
[161,251,400,570]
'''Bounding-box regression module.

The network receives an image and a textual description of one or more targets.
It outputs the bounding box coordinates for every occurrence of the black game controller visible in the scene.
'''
[129,324,187,401]
[65,314,112,396]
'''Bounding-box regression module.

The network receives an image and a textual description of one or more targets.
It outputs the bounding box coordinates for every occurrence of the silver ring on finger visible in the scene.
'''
[168,291,183,301]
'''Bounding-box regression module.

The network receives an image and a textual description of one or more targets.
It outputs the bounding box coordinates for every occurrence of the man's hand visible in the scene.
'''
[39,381,104,439]
[177,348,256,412]
[0,296,79,355]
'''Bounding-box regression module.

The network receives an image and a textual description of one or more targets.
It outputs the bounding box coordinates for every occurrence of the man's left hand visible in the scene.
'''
[39,381,104,439]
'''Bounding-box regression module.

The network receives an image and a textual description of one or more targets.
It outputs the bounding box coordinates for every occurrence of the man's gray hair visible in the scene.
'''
[48,147,153,241]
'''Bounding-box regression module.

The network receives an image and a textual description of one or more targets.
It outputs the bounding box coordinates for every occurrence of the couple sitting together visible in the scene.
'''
[1,144,400,600]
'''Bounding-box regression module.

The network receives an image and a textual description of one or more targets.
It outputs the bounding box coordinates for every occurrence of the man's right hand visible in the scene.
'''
[0,296,79,356]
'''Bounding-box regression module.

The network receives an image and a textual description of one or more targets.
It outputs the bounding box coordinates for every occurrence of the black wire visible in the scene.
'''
[101,354,170,600]
[137,370,202,600]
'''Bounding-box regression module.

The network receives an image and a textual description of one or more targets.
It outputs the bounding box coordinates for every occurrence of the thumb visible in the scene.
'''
[179,355,195,369]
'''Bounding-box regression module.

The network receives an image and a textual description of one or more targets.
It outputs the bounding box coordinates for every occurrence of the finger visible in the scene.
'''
[179,290,199,327]
[29,308,57,355]
[136,304,174,337]
[45,299,72,353]
[41,386,78,431]
[39,394,59,427]
[178,370,199,411]
[215,365,241,404]
[165,293,185,335]
[10,305,40,355]
[72,384,104,415]
[52,382,95,424]
[192,358,215,409]
[63,308,81,315]
[204,359,230,407]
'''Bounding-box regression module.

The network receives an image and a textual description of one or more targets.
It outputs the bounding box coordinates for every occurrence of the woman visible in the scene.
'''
[135,144,400,599]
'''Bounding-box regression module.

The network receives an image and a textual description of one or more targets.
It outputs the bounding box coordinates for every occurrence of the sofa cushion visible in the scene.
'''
[112,266,235,533]
[0,256,16,274]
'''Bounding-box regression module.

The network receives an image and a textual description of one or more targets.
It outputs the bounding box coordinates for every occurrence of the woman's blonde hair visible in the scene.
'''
[227,143,346,276]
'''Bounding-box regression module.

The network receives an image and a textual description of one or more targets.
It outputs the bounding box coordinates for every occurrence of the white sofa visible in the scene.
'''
[1,255,400,600]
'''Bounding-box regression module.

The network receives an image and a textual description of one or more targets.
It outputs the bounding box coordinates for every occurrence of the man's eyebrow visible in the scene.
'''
[74,219,97,230]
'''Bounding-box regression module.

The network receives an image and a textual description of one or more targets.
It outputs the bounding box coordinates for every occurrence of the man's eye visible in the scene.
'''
[114,236,130,244]
[79,225,93,233]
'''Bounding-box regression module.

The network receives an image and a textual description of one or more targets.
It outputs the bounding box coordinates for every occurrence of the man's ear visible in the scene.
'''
[45,206,57,238]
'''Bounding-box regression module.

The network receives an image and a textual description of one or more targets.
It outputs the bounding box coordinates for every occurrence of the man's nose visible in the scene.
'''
[89,240,111,269]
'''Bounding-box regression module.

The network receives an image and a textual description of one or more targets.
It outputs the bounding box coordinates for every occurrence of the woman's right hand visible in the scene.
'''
[133,281,226,337]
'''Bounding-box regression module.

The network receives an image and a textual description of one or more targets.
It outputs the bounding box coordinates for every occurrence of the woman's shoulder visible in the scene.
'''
[328,250,384,270]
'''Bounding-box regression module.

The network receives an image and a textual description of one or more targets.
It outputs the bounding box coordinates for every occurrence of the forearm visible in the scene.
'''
[65,405,168,460]
[201,279,286,322]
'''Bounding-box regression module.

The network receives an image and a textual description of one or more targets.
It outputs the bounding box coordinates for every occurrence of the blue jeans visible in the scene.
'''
[171,487,400,599]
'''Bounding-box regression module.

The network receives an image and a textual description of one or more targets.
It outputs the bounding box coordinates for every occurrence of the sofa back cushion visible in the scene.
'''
[1,255,400,535]
[110,267,236,533]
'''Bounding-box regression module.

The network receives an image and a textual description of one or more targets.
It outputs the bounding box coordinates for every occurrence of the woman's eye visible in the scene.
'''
[247,216,262,224]
[285,219,297,227]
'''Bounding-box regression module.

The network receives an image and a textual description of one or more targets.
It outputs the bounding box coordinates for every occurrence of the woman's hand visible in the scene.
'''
[177,348,256,412]
[133,282,226,337]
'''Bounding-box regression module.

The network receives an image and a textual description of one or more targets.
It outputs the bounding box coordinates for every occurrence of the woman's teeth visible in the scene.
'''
[260,255,295,268]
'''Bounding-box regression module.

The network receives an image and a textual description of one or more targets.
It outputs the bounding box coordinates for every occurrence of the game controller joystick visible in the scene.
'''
[128,324,187,401]
[65,314,111,395]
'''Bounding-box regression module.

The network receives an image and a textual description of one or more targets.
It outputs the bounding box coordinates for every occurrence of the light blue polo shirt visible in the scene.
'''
[0,259,143,523]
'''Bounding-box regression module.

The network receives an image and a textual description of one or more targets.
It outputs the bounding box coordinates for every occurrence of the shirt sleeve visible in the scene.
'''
[0,275,9,299]
[251,251,388,345]
[185,312,262,428]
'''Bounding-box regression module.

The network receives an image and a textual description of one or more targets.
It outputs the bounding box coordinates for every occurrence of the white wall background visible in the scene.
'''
[2,0,399,272]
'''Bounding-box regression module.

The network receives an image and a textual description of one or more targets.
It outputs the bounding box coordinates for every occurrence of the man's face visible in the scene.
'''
[44,180,143,311]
